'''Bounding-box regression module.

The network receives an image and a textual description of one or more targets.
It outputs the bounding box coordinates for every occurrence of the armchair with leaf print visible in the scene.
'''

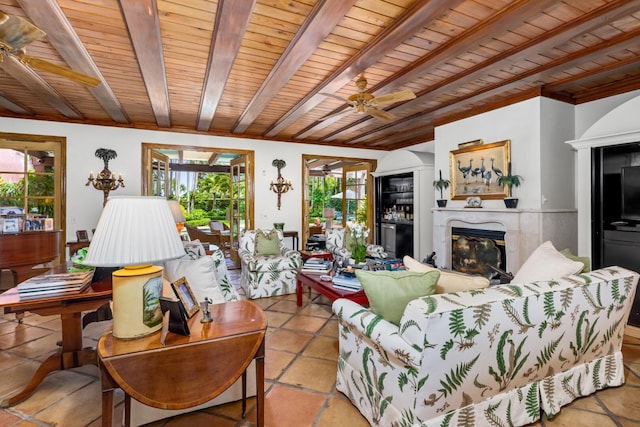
[333,266,639,426]
[326,226,386,263]
[238,229,302,299]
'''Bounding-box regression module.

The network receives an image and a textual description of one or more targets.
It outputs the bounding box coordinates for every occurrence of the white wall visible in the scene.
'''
[433,98,543,209]
[567,92,640,256]
[540,97,575,209]
[575,89,640,139]
[0,117,385,244]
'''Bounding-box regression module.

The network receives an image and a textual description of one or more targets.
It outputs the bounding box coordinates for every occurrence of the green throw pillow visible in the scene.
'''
[254,229,280,256]
[356,269,440,325]
[560,248,591,273]
[342,227,355,251]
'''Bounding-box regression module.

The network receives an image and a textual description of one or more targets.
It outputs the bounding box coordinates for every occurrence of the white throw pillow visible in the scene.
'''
[164,255,225,304]
[402,255,490,294]
[511,241,584,284]
[183,239,206,259]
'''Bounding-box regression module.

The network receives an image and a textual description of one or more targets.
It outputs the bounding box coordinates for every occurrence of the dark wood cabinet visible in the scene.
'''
[375,172,414,258]
[593,143,640,326]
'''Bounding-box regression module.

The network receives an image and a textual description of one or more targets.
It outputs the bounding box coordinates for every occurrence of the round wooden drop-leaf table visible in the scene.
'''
[97,300,267,427]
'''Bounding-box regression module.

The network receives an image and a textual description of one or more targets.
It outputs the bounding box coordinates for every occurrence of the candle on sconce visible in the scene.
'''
[90,171,94,179]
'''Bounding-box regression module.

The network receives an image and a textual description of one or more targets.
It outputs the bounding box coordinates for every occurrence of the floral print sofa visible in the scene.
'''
[333,266,639,426]
[238,229,302,299]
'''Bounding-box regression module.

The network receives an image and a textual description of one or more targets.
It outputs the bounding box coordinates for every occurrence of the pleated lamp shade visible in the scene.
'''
[85,196,185,267]
[84,196,185,339]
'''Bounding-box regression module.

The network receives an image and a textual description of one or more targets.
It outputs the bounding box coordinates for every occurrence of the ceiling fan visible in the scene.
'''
[320,75,416,122]
[0,10,100,87]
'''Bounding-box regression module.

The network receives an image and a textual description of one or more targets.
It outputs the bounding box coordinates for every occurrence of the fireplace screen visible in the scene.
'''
[451,227,506,279]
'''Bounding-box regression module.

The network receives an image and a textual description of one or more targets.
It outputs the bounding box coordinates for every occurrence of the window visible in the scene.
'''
[0,133,65,236]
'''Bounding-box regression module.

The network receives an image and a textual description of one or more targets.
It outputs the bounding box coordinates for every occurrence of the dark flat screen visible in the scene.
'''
[621,166,640,221]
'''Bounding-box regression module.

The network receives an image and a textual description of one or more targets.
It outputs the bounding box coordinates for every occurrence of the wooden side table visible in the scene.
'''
[283,230,299,250]
[97,300,267,427]
[0,264,112,406]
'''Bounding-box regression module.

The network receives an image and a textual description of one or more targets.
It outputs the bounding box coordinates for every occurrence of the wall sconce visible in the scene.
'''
[86,148,125,207]
[269,159,292,210]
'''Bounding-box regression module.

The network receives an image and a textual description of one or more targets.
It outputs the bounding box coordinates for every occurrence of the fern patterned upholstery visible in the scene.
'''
[333,266,639,426]
[325,227,387,262]
[238,229,302,299]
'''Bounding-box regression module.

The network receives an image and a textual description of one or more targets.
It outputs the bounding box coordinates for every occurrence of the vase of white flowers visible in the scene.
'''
[348,222,369,264]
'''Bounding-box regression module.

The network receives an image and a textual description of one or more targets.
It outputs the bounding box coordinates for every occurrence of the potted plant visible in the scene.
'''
[497,162,523,208]
[433,169,451,207]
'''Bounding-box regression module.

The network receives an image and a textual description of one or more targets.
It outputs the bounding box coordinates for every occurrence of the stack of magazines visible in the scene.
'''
[300,258,333,274]
[332,274,362,291]
[17,269,95,299]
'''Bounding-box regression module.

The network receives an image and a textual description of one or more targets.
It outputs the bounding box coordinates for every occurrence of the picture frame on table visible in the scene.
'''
[76,230,89,242]
[171,277,200,318]
[450,139,510,200]
[2,218,20,233]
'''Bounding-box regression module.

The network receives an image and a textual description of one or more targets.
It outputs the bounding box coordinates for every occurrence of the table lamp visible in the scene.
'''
[167,199,186,235]
[84,196,185,339]
[323,207,335,229]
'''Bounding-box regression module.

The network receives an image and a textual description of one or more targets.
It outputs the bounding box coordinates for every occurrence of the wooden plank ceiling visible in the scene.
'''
[0,0,638,151]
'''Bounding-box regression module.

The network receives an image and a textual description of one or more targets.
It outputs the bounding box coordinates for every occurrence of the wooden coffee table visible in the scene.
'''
[296,270,368,307]
[98,300,267,427]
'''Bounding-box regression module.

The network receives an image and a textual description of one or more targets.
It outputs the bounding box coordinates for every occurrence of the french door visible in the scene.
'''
[230,155,254,263]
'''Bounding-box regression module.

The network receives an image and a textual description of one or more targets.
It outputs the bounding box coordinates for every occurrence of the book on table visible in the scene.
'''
[17,269,95,297]
[332,274,362,291]
[301,259,332,273]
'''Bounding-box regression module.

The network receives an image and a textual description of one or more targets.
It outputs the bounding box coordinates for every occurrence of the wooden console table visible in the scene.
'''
[98,300,267,427]
[0,264,112,406]
[0,230,61,284]
[283,230,299,250]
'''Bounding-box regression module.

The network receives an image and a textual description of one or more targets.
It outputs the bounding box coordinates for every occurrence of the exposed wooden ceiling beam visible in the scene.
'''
[263,0,464,138]
[119,0,170,127]
[19,0,129,124]
[168,163,230,173]
[347,30,640,147]
[0,53,82,118]
[0,93,32,115]
[197,0,256,132]
[231,0,357,134]
[207,152,221,166]
[295,0,559,140]
[323,0,640,143]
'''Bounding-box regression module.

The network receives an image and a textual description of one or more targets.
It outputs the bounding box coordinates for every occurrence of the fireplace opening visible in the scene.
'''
[451,227,506,279]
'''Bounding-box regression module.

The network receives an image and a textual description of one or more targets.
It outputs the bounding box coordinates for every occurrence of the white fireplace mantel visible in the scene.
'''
[432,208,577,274]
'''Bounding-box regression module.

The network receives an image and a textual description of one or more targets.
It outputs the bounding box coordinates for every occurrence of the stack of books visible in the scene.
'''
[17,269,95,299]
[332,274,362,291]
[300,258,333,274]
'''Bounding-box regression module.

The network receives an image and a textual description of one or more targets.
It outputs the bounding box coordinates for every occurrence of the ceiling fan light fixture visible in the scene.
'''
[318,75,415,123]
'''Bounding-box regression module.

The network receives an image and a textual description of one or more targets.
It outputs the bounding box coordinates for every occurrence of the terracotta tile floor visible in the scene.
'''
[0,270,638,426]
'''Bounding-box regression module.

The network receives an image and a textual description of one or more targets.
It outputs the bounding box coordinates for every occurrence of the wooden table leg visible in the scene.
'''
[99,361,115,427]
[241,370,247,417]
[2,311,97,406]
[296,277,303,306]
[256,338,265,427]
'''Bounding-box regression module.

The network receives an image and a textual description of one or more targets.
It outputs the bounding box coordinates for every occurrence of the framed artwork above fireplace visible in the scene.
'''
[449,139,510,200]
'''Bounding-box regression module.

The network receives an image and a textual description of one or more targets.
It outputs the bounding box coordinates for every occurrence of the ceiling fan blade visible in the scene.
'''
[320,92,350,103]
[0,12,45,50]
[20,55,101,87]
[319,108,353,122]
[367,107,397,122]
[372,89,416,105]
